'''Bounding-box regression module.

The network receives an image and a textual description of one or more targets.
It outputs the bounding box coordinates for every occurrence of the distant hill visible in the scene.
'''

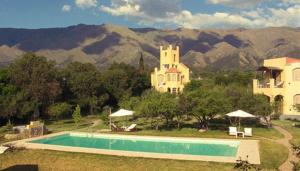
[1,24,300,70]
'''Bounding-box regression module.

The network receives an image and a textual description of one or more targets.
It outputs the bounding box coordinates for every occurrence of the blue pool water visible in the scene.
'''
[30,133,239,157]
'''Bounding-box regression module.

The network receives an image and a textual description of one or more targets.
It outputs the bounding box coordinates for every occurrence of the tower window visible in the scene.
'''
[174,54,176,62]
[293,68,300,81]
[165,52,167,56]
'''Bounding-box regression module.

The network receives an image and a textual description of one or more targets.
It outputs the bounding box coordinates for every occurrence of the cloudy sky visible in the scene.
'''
[1,0,300,29]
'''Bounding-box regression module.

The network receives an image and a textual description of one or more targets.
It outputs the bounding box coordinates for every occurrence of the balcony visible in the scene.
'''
[253,79,284,96]
[254,79,284,89]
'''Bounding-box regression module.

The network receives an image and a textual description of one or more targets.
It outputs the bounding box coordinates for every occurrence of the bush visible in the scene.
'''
[99,106,110,125]
[48,102,72,119]
[72,105,82,127]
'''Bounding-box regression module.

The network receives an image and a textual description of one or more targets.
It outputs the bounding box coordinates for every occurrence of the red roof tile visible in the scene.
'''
[286,57,300,64]
[166,67,181,73]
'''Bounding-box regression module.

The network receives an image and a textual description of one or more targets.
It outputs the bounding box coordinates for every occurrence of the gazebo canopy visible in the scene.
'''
[226,110,256,118]
[110,109,134,118]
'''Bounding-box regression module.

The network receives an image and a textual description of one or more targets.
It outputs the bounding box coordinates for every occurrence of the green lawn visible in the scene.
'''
[0,117,290,171]
[273,120,300,145]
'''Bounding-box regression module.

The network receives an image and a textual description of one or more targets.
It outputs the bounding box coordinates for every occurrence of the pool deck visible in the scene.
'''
[4,131,260,164]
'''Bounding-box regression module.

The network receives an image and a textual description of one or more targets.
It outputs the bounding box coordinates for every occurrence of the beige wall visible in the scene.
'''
[253,58,300,116]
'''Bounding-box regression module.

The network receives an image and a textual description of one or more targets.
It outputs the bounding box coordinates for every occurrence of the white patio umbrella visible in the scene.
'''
[109,109,134,129]
[226,110,256,130]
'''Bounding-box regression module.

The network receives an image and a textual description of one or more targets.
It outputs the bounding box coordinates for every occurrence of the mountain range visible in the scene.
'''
[1,24,300,71]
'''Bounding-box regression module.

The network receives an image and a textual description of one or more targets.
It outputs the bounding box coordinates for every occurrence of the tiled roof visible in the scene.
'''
[286,57,300,64]
[166,67,181,73]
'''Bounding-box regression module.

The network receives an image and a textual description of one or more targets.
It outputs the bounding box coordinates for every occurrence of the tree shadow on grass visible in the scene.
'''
[2,165,38,171]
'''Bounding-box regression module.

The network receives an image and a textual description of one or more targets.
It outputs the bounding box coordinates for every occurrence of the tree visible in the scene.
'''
[0,68,35,123]
[72,105,82,127]
[251,95,273,128]
[214,70,254,86]
[102,64,132,104]
[48,102,72,119]
[184,79,202,92]
[8,53,61,119]
[119,96,141,111]
[63,62,108,114]
[137,91,177,130]
[176,94,193,128]
[187,87,232,129]
[131,73,151,96]
[138,52,145,74]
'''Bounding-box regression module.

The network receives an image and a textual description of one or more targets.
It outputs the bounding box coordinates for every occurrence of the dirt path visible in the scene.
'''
[273,125,299,171]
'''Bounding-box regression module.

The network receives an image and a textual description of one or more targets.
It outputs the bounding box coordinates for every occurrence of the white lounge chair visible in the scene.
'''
[229,127,238,137]
[125,124,137,132]
[0,146,9,154]
[244,128,253,137]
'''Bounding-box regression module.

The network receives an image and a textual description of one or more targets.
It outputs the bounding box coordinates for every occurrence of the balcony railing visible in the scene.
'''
[253,79,284,89]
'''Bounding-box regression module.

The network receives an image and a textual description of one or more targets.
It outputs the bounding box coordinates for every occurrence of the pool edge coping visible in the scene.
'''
[4,131,260,164]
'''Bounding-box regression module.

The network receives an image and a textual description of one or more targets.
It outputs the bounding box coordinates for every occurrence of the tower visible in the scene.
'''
[151,45,190,93]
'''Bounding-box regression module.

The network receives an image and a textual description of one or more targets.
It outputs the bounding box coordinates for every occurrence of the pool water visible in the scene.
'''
[30,133,239,157]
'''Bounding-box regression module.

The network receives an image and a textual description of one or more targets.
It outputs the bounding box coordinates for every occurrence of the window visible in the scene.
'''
[167,74,170,81]
[174,54,176,62]
[164,64,169,69]
[157,75,164,86]
[171,74,176,81]
[172,88,177,94]
[293,69,300,81]
[165,52,167,56]
[294,94,300,105]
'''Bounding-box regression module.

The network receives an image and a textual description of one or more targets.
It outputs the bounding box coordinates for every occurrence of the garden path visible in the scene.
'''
[273,125,299,171]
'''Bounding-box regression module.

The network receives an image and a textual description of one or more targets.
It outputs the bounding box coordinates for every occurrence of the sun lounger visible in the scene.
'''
[0,146,9,154]
[111,123,124,132]
[244,128,253,137]
[125,124,137,132]
[229,127,238,137]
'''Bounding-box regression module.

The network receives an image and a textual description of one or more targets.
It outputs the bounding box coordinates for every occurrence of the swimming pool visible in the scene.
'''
[30,132,239,157]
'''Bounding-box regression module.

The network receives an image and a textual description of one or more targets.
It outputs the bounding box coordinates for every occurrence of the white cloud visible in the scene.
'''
[207,0,263,8]
[281,0,300,4]
[75,0,98,9]
[101,0,300,28]
[62,5,71,12]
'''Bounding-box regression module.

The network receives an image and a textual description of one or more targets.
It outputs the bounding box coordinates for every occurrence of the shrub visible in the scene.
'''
[48,102,72,119]
[72,105,82,127]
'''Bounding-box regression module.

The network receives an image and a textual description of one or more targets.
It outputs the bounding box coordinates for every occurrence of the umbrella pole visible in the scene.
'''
[109,107,112,130]
[239,118,241,131]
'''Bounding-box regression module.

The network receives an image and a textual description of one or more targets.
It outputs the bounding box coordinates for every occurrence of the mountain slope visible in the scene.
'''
[0,24,300,70]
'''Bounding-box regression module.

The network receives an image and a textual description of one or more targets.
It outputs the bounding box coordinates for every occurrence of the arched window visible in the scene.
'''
[293,68,300,81]
[294,94,300,105]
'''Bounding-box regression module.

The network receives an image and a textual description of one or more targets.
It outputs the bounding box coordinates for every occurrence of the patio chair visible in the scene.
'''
[244,128,253,137]
[111,123,124,132]
[229,127,238,137]
[0,146,9,154]
[125,124,137,132]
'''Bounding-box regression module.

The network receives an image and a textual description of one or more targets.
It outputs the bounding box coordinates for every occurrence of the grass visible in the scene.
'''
[273,119,300,145]
[0,117,290,171]
[0,149,234,171]
[260,139,289,169]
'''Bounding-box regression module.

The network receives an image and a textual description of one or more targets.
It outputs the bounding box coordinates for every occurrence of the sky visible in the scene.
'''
[1,0,300,29]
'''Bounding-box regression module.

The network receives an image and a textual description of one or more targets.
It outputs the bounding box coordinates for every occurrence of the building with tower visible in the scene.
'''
[151,45,190,93]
